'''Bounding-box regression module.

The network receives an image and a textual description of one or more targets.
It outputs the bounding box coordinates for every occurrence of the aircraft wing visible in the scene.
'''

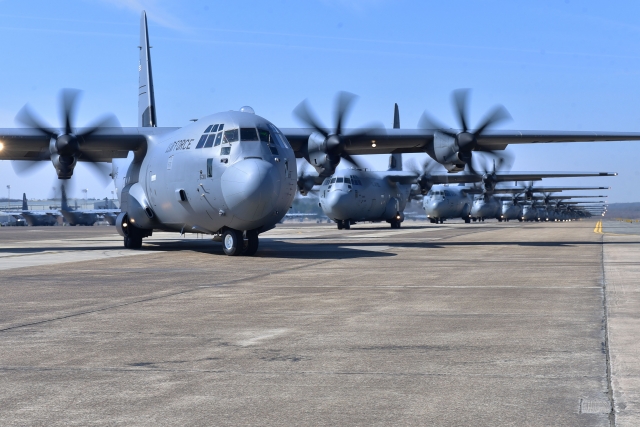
[491,186,610,194]
[282,128,640,157]
[491,172,617,182]
[384,171,483,185]
[0,127,177,162]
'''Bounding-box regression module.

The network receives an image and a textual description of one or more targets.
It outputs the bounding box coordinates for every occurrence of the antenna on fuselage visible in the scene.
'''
[138,11,157,127]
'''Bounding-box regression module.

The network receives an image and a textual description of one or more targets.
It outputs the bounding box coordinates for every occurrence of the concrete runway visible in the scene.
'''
[0,220,638,426]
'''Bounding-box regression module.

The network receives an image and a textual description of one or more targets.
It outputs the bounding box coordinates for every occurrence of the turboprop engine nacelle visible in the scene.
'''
[431,131,469,173]
[305,131,340,177]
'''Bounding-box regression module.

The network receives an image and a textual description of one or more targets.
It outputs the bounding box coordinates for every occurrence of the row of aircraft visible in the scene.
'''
[0,12,627,255]
[298,104,610,228]
[0,188,118,226]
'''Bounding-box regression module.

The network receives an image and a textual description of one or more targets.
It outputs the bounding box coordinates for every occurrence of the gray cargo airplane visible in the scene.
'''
[3,193,59,226]
[0,12,637,254]
[424,181,613,223]
[58,185,119,226]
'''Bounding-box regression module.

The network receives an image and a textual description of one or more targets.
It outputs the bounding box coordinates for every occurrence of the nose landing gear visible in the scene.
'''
[221,228,260,256]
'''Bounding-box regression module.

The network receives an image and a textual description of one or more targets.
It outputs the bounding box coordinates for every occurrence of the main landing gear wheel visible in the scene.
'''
[243,230,259,256]
[124,226,143,249]
[222,229,244,256]
[337,220,350,230]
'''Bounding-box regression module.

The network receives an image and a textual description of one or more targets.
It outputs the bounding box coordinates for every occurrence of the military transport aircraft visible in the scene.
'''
[57,185,119,226]
[425,182,613,224]
[1,11,638,254]
[4,193,60,226]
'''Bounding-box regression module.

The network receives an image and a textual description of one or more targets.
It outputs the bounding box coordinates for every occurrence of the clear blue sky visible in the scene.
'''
[1,0,639,202]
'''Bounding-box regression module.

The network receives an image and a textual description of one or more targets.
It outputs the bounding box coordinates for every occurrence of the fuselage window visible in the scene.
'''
[211,124,219,133]
[204,125,213,133]
[207,158,213,177]
[213,133,223,147]
[336,177,344,183]
[195,134,208,149]
[224,129,239,143]
[240,128,259,141]
[204,133,217,148]
[221,146,231,156]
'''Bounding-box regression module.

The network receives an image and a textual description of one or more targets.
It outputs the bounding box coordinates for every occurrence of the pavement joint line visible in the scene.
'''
[600,232,616,427]
[0,366,611,380]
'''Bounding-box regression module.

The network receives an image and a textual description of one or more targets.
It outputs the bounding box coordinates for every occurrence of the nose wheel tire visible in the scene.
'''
[243,230,259,256]
[123,226,143,249]
[222,229,244,256]
[390,221,401,229]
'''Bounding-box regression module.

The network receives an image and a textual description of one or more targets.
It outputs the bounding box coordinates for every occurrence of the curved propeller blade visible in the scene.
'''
[293,99,328,138]
[473,104,512,136]
[60,88,81,135]
[15,104,56,137]
[334,91,357,136]
[452,88,471,132]
[11,160,49,176]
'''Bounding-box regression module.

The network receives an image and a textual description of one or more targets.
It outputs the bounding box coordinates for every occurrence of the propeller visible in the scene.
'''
[405,156,441,194]
[419,89,512,175]
[296,160,320,196]
[14,88,120,181]
[293,91,383,172]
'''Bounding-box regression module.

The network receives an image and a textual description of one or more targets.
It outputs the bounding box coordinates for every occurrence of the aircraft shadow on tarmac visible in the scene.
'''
[2,238,637,259]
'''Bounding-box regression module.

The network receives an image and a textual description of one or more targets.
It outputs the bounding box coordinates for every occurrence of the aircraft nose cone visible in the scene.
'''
[221,159,279,222]
[324,190,352,220]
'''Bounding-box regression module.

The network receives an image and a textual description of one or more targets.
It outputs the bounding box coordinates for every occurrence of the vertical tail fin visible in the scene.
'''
[388,103,402,171]
[138,11,157,127]
[22,193,28,211]
[61,185,70,211]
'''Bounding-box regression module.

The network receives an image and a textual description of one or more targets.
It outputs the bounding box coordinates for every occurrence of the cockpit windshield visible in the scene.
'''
[240,128,259,141]
[223,129,239,143]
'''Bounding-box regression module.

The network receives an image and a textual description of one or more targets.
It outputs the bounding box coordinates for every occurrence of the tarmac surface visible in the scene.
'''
[0,219,638,426]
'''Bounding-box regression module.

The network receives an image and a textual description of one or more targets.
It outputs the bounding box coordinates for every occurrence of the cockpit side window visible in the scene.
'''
[330,178,336,184]
[258,129,272,143]
[323,178,330,185]
[267,123,291,149]
[240,128,259,141]
[223,129,239,143]
[344,178,351,184]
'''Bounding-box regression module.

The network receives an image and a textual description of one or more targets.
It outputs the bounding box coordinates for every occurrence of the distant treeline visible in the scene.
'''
[604,203,640,219]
